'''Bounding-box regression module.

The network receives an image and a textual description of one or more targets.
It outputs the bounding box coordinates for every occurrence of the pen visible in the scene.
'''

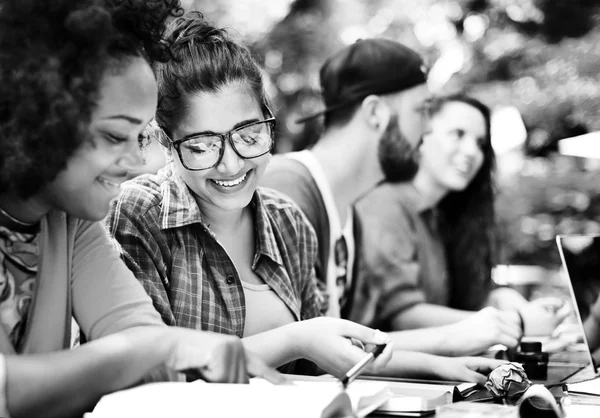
[340,343,387,389]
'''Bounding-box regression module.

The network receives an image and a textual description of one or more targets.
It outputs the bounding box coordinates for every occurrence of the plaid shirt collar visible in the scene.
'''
[157,164,283,266]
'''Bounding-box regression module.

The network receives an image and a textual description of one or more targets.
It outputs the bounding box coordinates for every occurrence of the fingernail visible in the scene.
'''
[374,329,389,343]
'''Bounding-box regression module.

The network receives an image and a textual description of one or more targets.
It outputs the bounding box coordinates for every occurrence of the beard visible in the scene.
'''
[377,114,419,182]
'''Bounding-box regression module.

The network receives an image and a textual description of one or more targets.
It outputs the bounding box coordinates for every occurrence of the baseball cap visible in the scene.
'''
[296,38,428,123]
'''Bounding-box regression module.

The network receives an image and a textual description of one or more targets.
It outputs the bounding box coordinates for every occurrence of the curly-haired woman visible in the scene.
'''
[354,94,570,356]
[0,1,279,417]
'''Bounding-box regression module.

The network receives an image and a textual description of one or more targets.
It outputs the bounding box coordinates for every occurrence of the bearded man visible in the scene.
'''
[262,38,429,320]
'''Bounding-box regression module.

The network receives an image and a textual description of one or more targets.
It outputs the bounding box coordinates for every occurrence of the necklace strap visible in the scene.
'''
[0,206,37,227]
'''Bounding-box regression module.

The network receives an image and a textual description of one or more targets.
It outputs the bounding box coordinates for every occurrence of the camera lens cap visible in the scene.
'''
[521,341,543,352]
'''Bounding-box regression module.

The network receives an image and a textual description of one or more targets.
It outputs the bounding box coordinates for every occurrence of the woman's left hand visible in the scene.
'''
[433,356,508,385]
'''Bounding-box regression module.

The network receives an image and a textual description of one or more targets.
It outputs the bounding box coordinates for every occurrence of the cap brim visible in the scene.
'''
[294,110,326,124]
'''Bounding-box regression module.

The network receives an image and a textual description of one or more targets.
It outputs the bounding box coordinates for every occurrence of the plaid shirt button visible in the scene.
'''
[226,275,235,285]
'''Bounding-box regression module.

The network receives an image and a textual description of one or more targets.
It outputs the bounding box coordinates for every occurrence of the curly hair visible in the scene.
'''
[153,12,271,140]
[424,94,497,311]
[0,0,182,198]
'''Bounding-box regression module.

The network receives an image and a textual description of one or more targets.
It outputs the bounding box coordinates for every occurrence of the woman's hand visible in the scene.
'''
[162,328,284,384]
[442,307,523,356]
[520,298,571,337]
[292,317,393,378]
[431,356,507,385]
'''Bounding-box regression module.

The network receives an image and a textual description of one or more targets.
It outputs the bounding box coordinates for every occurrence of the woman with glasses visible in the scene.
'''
[106,13,392,377]
[0,2,283,417]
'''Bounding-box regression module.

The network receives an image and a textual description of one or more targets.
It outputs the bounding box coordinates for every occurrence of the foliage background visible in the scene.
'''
[183,0,600,268]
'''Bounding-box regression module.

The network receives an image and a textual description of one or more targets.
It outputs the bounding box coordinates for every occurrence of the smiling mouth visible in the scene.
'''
[454,163,474,176]
[211,172,248,187]
[97,176,123,188]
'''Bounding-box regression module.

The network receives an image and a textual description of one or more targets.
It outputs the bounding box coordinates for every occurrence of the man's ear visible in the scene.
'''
[359,95,391,132]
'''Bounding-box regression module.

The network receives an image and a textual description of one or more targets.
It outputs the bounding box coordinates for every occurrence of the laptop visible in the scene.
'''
[556,234,600,374]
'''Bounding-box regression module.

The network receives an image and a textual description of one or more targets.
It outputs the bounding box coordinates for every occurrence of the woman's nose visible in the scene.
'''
[117,138,145,174]
[461,136,481,156]
[216,138,244,174]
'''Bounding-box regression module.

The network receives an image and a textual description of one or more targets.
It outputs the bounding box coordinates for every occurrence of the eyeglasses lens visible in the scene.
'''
[179,120,273,170]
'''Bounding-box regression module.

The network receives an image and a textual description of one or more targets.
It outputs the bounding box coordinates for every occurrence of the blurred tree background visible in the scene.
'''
[183,0,600,268]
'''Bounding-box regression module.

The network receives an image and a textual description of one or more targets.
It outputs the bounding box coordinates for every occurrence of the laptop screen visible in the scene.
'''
[556,234,600,372]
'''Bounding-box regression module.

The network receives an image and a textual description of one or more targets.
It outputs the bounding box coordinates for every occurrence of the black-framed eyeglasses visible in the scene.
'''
[159,117,276,171]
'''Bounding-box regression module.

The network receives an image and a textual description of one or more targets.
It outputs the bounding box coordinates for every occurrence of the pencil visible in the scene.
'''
[340,343,387,388]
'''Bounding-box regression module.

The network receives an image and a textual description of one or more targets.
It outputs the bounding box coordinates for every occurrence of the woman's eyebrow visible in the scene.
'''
[103,115,143,125]
[180,118,262,140]
[232,118,260,129]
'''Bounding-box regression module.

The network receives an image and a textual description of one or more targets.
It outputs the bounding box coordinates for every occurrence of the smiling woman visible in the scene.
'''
[354,94,568,354]
[0,1,286,417]
[42,57,157,221]
[106,12,393,379]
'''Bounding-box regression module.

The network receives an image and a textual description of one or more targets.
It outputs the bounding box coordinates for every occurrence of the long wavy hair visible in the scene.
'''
[423,94,497,310]
[0,0,182,198]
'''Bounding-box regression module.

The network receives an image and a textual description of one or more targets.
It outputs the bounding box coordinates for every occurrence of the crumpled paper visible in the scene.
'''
[485,362,532,404]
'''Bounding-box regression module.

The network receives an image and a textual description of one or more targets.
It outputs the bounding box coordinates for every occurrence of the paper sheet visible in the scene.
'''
[89,378,390,418]
[566,376,600,396]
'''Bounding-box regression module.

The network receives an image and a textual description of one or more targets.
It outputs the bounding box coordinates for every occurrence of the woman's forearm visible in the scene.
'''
[391,303,471,330]
[486,287,528,310]
[241,322,302,368]
[388,328,453,356]
[6,326,171,418]
[373,350,438,379]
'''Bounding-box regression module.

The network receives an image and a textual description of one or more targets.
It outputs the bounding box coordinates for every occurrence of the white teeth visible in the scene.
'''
[98,177,122,188]
[213,172,247,187]
[454,164,471,174]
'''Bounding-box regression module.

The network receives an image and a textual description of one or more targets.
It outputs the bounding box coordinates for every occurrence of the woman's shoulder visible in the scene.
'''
[364,181,414,201]
[356,181,415,213]
[46,210,111,246]
[255,187,315,233]
[114,170,169,216]
[256,186,303,211]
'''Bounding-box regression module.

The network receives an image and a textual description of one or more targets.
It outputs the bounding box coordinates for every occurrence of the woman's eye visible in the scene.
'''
[104,133,128,144]
[447,129,465,141]
[187,142,219,154]
[241,133,258,144]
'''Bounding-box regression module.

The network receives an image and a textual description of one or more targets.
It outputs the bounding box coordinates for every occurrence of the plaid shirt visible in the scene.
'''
[105,165,322,337]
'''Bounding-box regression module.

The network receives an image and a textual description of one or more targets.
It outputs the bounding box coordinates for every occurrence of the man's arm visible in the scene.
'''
[388,306,523,356]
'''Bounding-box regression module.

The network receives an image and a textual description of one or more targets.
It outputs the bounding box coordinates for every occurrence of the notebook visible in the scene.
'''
[289,374,460,415]
[89,378,390,418]
[88,375,458,417]
[556,234,600,394]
